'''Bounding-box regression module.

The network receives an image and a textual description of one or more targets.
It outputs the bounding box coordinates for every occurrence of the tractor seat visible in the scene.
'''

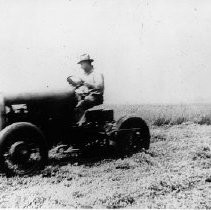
[84,109,114,124]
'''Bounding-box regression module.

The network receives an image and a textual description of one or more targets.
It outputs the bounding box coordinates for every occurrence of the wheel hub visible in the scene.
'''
[9,141,30,163]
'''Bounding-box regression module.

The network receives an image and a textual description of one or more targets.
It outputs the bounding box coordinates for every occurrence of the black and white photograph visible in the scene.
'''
[0,0,211,208]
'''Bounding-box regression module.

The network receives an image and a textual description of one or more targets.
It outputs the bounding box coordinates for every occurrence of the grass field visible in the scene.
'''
[103,103,211,126]
[0,104,211,208]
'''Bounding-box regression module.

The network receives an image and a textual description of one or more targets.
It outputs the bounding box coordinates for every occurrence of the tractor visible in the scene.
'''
[0,87,150,176]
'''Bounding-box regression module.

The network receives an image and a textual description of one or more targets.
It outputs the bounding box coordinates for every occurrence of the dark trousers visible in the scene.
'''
[74,92,103,123]
[76,92,103,110]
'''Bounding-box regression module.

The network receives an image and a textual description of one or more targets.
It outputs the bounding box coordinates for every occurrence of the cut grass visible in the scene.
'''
[0,124,211,208]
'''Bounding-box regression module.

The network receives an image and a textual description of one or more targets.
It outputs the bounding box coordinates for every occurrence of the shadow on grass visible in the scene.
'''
[41,147,150,177]
[48,147,147,166]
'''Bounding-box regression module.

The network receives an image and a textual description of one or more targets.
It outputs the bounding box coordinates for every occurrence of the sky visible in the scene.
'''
[0,0,211,104]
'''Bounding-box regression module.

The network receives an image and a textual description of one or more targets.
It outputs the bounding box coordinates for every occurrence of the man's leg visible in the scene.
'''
[74,94,102,125]
[76,94,96,109]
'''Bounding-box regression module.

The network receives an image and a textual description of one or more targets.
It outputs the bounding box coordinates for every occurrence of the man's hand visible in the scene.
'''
[67,76,84,87]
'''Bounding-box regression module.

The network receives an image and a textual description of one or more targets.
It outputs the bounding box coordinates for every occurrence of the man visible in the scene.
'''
[67,54,104,123]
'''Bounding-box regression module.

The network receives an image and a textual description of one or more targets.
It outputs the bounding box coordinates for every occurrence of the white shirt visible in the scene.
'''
[71,68,104,95]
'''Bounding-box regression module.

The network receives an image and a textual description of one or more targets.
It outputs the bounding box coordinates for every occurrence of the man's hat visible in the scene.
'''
[77,54,94,64]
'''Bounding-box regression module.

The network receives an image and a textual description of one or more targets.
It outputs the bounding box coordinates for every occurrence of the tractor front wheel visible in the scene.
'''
[0,122,48,176]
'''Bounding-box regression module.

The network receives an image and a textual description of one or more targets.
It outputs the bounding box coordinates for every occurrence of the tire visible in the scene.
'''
[0,122,48,176]
[115,116,150,154]
[0,95,5,131]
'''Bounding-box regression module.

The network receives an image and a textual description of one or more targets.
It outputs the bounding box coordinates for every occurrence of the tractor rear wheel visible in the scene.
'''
[0,122,48,176]
[115,116,150,154]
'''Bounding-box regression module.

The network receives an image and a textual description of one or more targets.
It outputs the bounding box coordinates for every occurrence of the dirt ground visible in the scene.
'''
[0,123,211,208]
